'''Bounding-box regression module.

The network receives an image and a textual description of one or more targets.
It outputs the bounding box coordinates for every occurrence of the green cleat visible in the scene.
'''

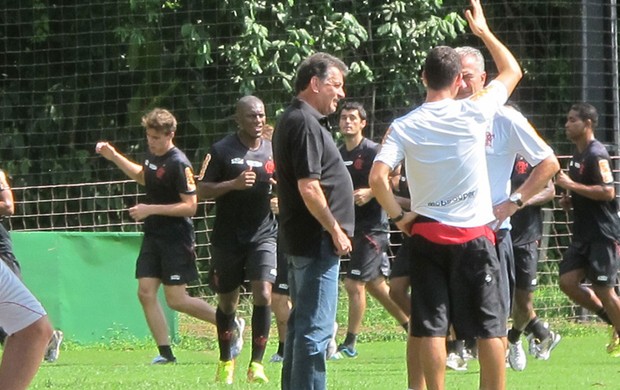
[247,361,269,384]
[216,360,235,385]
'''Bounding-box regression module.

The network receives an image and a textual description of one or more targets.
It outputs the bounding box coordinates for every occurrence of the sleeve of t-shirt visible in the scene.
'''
[201,146,223,183]
[505,108,554,165]
[468,80,509,122]
[374,126,405,170]
[290,121,322,181]
[589,148,614,186]
[173,158,197,195]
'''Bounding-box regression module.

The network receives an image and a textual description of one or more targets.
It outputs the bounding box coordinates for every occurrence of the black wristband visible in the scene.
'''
[391,210,405,223]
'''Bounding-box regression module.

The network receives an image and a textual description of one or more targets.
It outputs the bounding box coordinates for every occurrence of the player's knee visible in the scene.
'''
[344,278,364,295]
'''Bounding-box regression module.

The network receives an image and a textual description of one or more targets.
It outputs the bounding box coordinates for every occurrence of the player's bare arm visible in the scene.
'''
[555,170,615,202]
[298,178,352,256]
[197,166,256,200]
[95,141,145,185]
[369,161,417,236]
[128,192,197,221]
[0,171,14,216]
[465,0,522,95]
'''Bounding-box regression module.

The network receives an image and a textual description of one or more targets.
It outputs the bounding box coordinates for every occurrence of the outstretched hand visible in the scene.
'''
[464,0,490,38]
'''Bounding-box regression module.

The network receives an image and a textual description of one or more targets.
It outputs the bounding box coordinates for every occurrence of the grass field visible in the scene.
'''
[22,322,620,389]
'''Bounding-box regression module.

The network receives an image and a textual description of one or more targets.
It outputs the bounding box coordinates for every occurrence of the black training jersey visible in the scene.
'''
[143,147,196,235]
[201,133,277,248]
[568,139,620,242]
[510,155,543,246]
[273,98,354,257]
[340,138,388,232]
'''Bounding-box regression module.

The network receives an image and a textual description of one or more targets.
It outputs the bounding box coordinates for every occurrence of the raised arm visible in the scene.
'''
[95,142,145,185]
[465,0,522,95]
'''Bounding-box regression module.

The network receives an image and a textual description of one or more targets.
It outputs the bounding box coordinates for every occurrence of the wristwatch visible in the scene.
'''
[391,210,405,223]
[509,192,523,207]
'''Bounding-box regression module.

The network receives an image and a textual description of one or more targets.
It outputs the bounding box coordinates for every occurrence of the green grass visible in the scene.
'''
[25,325,620,389]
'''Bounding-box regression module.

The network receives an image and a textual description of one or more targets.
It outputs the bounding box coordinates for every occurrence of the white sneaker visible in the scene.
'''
[508,339,527,371]
[230,317,245,358]
[526,333,537,356]
[326,322,338,360]
[446,352,467,371]
[535,331,561,360]
[44,330,64,363]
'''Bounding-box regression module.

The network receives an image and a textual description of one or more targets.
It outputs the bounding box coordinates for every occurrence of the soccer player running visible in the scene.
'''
[455,46,561,371]
[369,0,522,388]
[96,108,221,365]
[273,52,354,390]
[198,95,276,384]
[333,101,409,359]
[555,103,620,357]
[509,155,559,365]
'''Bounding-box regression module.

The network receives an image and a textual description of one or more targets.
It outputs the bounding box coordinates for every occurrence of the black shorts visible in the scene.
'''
[560,239,620,287]
[513,241,539,291]
[210,238,277,294]
[495,229,514,312]
[136,233,199,286]
[272,249,289,296]
[346,231,390,282]
[409,234,507,340]
[390,235,412,280]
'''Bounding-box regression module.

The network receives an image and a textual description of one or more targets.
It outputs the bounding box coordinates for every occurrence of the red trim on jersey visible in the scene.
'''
[410,222,496,245]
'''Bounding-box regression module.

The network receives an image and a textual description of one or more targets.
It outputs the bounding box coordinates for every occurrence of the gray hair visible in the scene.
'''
[455,46,485,73]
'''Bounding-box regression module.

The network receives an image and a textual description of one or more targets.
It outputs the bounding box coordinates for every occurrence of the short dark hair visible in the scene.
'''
[570,102,598,128]
[294,52,348,94]
[340,101,367,121]
[141,108,177,134]
[423,46,462,91]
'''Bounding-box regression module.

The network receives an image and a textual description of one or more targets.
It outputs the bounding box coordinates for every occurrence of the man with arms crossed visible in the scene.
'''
[273,52,354,390]
[198,95,276,384]
[455,46,561,371]
[96,108,222,365]
[334,101,408,359]
[555,103,620,357]
[369,1,522,388]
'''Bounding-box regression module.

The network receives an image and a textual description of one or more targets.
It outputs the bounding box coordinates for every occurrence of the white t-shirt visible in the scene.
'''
[376,80,508,227]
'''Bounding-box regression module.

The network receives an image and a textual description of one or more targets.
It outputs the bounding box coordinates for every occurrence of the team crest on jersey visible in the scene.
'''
[156,166,165,179]
[514,159,529,175]
[185,167,196,191]
[485,131,494,148]
[354,157,364,170]
[470,85,491,101]
[264,159,275,175]
[599,159,613,184]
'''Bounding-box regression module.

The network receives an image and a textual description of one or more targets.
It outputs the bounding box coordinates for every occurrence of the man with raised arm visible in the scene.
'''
[369,0,522,388]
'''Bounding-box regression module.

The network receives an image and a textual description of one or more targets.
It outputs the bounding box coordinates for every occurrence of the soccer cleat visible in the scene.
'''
[606,329,620,357]
[535,331,561,360]
[216,360,235,384]
[507,339,526,371]
[247,361,269,383]
[151,355,177,365]
[44,330,64,363]
[445,352,468,371]
[336,344,358,358]
[231,317,246,359]
[526,333,537,356]
[269,353,284,363]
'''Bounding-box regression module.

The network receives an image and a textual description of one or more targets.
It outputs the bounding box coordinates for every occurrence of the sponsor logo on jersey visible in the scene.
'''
[599,159,613,184]
[246,159,264,169]
[231,157,245,165]
[185,167,196,192]
[343,160,353,166]
[428,190,477,207]
[197,154,211,181]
